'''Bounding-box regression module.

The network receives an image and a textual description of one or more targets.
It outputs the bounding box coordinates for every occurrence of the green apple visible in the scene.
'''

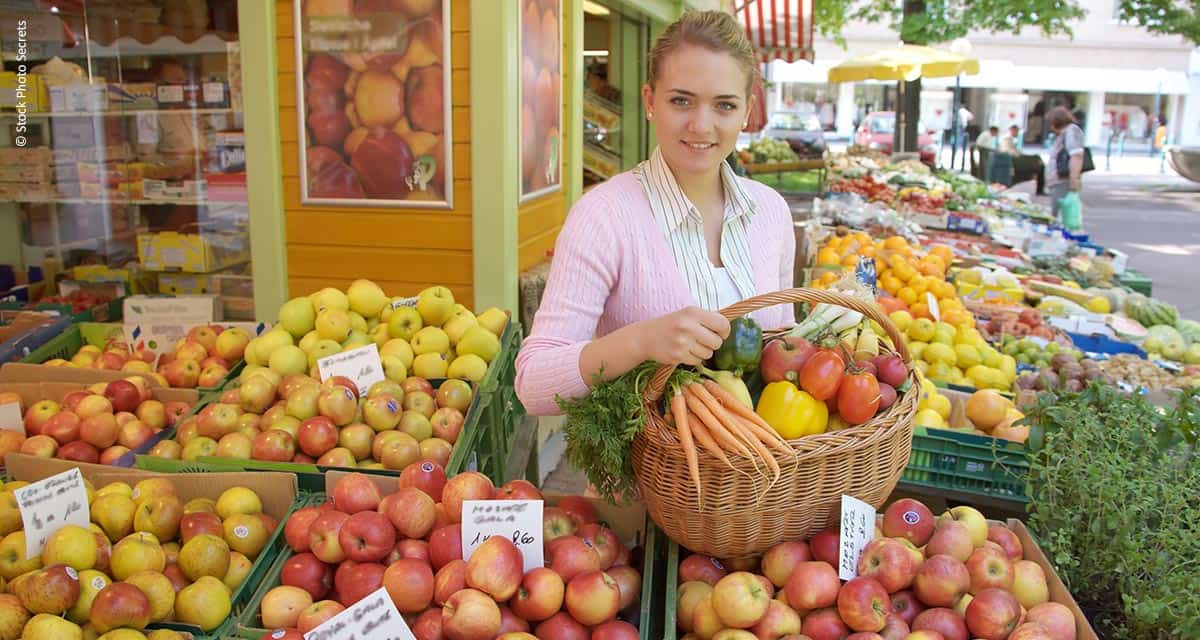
[277,297,316,338]
[315,309,352,342]
[268,345,308,377]
[309,287,349,313]
[387,307,423,340]
[369,324,390,348]
[381,355,408,382]
[411,327,450,356]
[411,352,448,379]
[346,279,389,318]
[457,326,501,363]
[415,286,455,326]
[442,314,478,347]
[447,354,488,382]
[341,330,372,351]
[254,329,295,364]
[307,340,344,368]
[175,576,231,632]
[298,330,321,353]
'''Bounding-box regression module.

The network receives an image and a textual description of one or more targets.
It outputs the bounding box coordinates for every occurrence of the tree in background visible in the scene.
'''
[815,0,1087,152]
[1114,0,1200,45]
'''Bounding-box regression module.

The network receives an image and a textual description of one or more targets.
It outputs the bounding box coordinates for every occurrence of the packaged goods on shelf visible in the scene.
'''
[212,130,245,173]
[137,224,250,273]
[0,71,48,112]
[106,81,159,109]
[156,82,203,110]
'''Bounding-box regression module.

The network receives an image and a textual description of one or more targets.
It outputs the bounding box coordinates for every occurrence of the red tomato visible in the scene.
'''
[798,350,845,401]
[837,372,882,425]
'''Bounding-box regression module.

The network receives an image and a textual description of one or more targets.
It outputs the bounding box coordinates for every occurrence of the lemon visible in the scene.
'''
[889,310,913,334]
[954,344,982,369]
[981,345,1004,369]
[1086,296,1111,313]
[908,318,936,343]
[919,376,936,401]
[928,361,955,382]
[924,343,958,367]
[999,355,1018,381]
[915,408,946,428]
[908,341,928,362]
[913,360,930,377]
[928,393,952,420]
[932,322,957,346]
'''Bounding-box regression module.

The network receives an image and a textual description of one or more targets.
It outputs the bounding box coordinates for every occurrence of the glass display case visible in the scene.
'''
[0,1,251,320]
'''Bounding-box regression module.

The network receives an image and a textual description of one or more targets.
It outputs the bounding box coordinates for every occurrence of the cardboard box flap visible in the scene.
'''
[0,362,167,387]
[1008,519,1099,640]
[91,470,298,520]
[4,452,151,482]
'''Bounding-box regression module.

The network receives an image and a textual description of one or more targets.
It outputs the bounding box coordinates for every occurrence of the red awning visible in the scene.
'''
[736,0,815,64]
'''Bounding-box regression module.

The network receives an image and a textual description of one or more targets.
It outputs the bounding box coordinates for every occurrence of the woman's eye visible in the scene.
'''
[717,102,737,111]
[670,97,690,106]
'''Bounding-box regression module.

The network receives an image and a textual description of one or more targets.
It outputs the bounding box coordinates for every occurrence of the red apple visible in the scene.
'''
[316,447,356,467]
[879,615,911,640]
[338,510,395,562]
[441,472,494,523]
[711,571,771,629]
[442,588,501,640]
[309,510,351,564]
[20,434,57,457]
[41,410,81,445]
[252,429,296,462]
[398,460,447,501]
[433,559,466,606]
[58,440,100,464]
[465,535,524,601]
[534,611,589,640]
[679,554,727,586]
[318,385,358,426]
[117,419,155,450]
[965,588,1022,640]
[913,555,970,608]
[497,605,529,634]
[607,564,640,611]
[883,498,936,546]
[385,487,437,540]
[557,496,598,528]
[164,401,191,426]
[297,416,339,458]
[966,547,1014,594]
[297,599,345,634]
[510,566,563,622]
[761,541,811,588]
[837,576,890,632]
[411,607,443,640]
[382,558,434,613]
[396,539,429,563]
[809,527,840,566]
[890,589,925,626]
[430,407,464,444]
[591,619,638,640]
[858,537,917,593]
[336,562,386,606]
[749,598,803,638]
[280,552,334,600]
[801,607,850,640]
[285,507,323,552]
[548,535,602,583]
[428,524,462,570]
[542,506,576,543]
[74,394,111,420]
[1009,622,1057,640]
[759,335,816,383]
[913,607,969,640]
[564,570,621,627]
[180,512,224,543]
[926,520,974,563]
[578,522,622,569]
[98,445,130,465]
[785,561,840,611]
[986,523,1024,561]
[1025,602,1076,640]
[330,472,382,514]
[104,379,142,412]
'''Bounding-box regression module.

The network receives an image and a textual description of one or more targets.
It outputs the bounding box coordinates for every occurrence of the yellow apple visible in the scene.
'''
[175,576,231,632]
[278,297,317,338]
[346,279,389,318]
[411,327,450,356]
[315,309,352,342]
[457,326,501,363]
[66,569,109,624]
[42,525,98,571]
[415,286,455,326]
[380,339,415,369]
[124,570,175,623]
[216,487,262,519]
[308,287,349,313]
[381,355,408,382]
[476,307,508,336]
[412,353,449,379]
[940,505,988,547]
[447,354,488,383]
[442,315,478,346]
[298,330,321,353]
[23,613,82,640]
[387,307,423,341]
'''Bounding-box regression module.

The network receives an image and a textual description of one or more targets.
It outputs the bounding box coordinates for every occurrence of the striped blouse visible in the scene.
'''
[632,147,758,311]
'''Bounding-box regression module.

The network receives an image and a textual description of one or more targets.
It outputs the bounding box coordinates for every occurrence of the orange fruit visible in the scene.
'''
[860,245,877,258]
[817,248,840,266]
[910,302,931,320]
[884,236,908,251]
[842,254,860,268]
[819,271,839,285]
[897,287,918,306]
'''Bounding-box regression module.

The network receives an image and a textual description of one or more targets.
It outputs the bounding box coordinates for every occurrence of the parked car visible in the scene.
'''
[855,111,939,165]
[762,111,827,159]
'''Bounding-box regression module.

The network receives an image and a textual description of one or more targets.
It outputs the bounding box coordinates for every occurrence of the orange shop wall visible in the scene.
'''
[275,0,475,304]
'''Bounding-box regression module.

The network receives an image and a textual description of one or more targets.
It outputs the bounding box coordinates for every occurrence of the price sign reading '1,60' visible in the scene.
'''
[838,494,877,581]
[461,500,544,573]
[14,468,91,558]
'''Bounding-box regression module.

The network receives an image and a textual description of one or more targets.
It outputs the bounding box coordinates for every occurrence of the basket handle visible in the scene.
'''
[643,287,911,404]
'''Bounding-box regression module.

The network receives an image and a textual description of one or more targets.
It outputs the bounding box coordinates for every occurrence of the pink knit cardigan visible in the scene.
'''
[514,170,796,416]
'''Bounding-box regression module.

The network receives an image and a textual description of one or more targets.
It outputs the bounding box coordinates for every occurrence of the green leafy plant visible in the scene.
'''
[1024,383,1200,638]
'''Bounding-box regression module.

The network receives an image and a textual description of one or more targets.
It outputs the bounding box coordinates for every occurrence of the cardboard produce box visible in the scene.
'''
[4,451,150,482]
[0,361,170,388]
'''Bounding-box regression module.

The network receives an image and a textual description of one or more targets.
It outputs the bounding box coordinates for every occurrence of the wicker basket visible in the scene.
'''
[631,288,919,558]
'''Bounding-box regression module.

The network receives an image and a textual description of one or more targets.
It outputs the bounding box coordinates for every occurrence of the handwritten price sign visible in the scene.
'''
[14,468,90,558]
[461,500,543,573]
[303,586,413,640]
[838,494,877,581]
[317,344,386,394]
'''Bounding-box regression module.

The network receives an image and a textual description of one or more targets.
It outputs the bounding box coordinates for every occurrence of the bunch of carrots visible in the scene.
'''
[666,376,796,503]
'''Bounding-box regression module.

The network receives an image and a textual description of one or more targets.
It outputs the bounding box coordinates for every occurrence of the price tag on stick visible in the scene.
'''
[838,494,877,581]
[303,586,414,640]
[14,468,90,558]
[461,500,544,573]
[317,344,386,395]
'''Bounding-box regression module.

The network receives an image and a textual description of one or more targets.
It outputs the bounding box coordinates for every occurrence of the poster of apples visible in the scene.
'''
[520,0,561,201]
[295,0,453,208]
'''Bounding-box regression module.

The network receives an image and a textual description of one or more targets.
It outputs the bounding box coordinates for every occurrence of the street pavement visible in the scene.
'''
[1005,155,1200,320]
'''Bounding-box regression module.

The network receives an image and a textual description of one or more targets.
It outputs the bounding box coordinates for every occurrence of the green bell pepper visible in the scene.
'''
[713,317,762,374]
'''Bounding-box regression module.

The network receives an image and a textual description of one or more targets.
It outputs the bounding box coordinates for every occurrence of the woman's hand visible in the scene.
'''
[635,307,731,366]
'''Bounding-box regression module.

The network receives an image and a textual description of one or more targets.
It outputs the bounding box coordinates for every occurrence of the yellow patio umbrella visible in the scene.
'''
[827,44,980,83]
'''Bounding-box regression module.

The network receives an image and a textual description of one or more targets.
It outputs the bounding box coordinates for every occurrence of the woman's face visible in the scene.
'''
[642,44,753,179]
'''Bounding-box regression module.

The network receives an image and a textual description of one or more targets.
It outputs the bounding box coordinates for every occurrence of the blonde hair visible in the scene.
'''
[647,10,759,96]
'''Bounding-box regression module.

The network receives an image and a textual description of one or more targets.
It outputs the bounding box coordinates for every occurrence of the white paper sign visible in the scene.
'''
[461,499,544,573]
[136,112,159,145]
[926,292,942,323]
[317,344,386,395]
[303,586,413,640]
[838,494,877,581]
[389,297,418,310]
[14,468,91,558]
[0,401,22,433]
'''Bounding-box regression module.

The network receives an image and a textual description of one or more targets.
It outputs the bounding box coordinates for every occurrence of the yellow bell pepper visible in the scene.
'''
[755,381,829,439]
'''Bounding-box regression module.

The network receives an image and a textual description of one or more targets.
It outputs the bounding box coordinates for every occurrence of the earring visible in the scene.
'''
[647,110,654,121]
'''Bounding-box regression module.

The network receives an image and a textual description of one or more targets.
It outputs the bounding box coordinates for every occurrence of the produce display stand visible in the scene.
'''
[231,473,665,640]
[0,295,124,323]
[742,159,827,192]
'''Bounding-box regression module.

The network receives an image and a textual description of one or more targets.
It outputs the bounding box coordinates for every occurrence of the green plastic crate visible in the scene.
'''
[1118,268,1153,297]
[0,296,124,323]
[900,426,1029,502]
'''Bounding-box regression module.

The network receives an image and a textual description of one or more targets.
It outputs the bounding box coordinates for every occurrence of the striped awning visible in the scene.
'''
[736,0,815,63]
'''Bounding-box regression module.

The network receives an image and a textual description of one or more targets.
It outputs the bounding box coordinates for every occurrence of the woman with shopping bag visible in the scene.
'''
[1045,106,1090,229]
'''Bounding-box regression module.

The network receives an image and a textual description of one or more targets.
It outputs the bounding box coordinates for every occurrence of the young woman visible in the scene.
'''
[515,11,795,416]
